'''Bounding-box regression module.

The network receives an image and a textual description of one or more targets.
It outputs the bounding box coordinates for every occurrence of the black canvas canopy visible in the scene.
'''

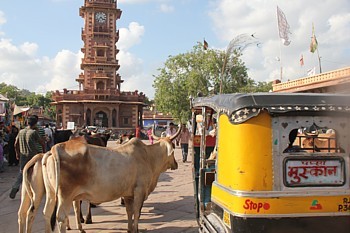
[192,93,350,124]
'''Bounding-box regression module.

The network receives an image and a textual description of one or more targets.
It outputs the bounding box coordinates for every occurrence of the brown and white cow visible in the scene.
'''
[18,152,81,233]
[18,153,46,233]
[18,133,114,233]
[42,129,180,233]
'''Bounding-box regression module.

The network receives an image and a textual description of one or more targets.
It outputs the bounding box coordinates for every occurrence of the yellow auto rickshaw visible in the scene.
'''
[190,93,350,233]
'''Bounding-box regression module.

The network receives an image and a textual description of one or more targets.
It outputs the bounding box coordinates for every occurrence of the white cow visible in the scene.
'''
[18,152,81,233]
[42,129,180,233]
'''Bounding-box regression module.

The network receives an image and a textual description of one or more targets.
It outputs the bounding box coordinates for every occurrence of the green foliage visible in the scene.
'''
[153,38,271,123]
[0,82,55,119]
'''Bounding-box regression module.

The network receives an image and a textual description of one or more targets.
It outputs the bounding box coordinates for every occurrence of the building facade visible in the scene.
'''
[52,0,145,129]
[273,66,350,93]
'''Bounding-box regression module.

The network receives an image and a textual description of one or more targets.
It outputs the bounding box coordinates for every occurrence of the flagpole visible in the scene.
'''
[276,8,283,81]
[316,48,322,73]
[310,23,322,74]
[276,6,291,82]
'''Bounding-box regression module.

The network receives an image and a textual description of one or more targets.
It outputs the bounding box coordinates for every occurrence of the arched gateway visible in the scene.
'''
[51,0,146,130]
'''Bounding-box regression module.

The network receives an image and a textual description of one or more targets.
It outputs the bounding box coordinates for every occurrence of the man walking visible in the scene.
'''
[177,124,190,162]
[9,115,45,199]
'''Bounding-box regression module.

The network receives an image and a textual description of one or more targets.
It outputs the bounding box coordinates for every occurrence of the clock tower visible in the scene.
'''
[52,0,145,130]
[77,0,123,93]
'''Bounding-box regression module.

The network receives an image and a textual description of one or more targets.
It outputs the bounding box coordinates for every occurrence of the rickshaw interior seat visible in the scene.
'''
[204,171,215,186]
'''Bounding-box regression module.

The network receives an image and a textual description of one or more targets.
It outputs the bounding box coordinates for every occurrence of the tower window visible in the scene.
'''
[97,49,104,56]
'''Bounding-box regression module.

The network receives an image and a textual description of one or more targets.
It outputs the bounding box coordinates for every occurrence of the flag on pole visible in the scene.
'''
[310,23,318,53]
[307,67,316,76]
[277,6,291,46]
[203,39,208,50]
[300,54,304,66]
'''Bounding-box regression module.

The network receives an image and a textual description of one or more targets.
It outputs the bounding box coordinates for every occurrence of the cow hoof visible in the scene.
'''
[66,226,71,230]
[85,219,92,224]
[80,218,85,223]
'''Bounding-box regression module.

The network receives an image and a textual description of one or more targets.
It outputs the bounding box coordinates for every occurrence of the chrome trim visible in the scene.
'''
[212,182,350,197]
[212,199,350,218]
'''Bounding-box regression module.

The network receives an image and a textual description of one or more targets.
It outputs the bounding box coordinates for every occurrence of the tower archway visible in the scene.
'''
[95,110,108,127]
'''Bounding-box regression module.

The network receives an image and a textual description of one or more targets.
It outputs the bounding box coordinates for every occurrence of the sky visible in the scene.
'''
[0,0,349,99]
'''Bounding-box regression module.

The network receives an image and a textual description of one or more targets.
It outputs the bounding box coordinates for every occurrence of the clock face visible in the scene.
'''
[95,12,106,23]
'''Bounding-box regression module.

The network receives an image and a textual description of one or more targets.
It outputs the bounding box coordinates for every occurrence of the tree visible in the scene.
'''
[153,35,270,123]
[0,83,56,120]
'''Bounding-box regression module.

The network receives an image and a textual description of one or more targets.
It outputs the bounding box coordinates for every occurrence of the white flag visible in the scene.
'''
[307,67,316,76]
[277,6,291,46]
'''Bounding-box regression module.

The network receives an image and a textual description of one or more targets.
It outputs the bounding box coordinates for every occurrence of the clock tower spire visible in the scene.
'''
[78,0,123,94]
[52,0,145,130]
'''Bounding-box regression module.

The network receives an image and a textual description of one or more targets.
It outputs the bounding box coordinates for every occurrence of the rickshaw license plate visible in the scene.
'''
[223,210,231,227]
[285,158,344,186]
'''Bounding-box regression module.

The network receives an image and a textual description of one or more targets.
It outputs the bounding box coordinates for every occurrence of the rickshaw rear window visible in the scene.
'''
[283,125,344,153]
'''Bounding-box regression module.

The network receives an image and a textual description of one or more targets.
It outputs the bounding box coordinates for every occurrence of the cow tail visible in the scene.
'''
[42,146,60,231]
[50,202,58,231]
[52,145,60,204]
[22,154,40,205]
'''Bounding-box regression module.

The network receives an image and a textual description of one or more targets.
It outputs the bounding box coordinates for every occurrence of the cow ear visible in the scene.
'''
[166,141,174,156]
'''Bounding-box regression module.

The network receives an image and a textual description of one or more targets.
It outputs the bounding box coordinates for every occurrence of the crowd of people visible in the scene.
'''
[0,115,55,199]
[0,118,196,198]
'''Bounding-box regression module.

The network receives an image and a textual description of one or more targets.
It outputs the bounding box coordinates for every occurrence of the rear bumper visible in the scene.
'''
[199,203,350,233]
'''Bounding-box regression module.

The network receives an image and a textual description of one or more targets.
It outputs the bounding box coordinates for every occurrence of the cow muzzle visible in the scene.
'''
[171,160,178,170]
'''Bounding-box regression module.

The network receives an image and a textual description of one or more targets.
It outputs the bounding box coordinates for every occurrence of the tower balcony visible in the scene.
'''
[84,0,117,8]
[92,71,111,80]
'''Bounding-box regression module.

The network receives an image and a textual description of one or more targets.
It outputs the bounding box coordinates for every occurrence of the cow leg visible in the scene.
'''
[66,215,71,230]
[26,185,45,233]
[79,200,85,223]
[18,186,30,233]
[72,200,84,232]
[43,193,56,233]
[85,201,93,224]
[132,191,146,233]
[123,197,134,233]
[58,201,78,233]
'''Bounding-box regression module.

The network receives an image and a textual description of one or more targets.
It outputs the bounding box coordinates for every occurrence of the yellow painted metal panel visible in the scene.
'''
[211,184,350,215]
[216,112,273,191]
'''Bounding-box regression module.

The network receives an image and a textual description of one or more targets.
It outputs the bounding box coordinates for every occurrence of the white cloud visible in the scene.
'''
[159,4,174,13]
[0,38,81,94]
[209,0,350,83]
[118,22,144,50]
[117,22,155,97]
[0,11,6,25]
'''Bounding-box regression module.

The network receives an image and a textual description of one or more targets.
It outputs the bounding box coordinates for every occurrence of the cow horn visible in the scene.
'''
[169,124,182,141]
[304,131,319,137]
[152,124,160,140]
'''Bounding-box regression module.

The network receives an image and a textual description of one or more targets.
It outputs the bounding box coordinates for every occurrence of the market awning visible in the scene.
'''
[13,105,30,115]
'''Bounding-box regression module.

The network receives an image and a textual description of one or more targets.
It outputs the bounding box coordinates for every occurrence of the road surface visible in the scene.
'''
[0,140,199,233]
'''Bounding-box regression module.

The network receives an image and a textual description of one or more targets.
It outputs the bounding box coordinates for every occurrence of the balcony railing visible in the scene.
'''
[52,89,146,102]
[273,66,350,92]
[84,0,116,8]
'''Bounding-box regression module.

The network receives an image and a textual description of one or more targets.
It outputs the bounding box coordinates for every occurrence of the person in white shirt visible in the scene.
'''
[44,124,53,151]
[165,122,177,137]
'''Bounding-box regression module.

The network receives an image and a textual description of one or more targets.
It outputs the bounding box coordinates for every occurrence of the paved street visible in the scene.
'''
[0,140,199,233]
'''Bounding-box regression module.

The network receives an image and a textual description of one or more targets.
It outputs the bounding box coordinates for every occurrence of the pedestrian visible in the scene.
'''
[44,123,53,151]
[166,122,177,137]
[147,127,153,144]
[0,137,4,173]
[177,124,190,162]
[135,126,141,138]
[7,126,19,166]
[9,115,45,199]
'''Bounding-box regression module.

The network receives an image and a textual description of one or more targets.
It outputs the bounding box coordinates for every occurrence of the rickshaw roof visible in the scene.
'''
[193,93,350,123]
